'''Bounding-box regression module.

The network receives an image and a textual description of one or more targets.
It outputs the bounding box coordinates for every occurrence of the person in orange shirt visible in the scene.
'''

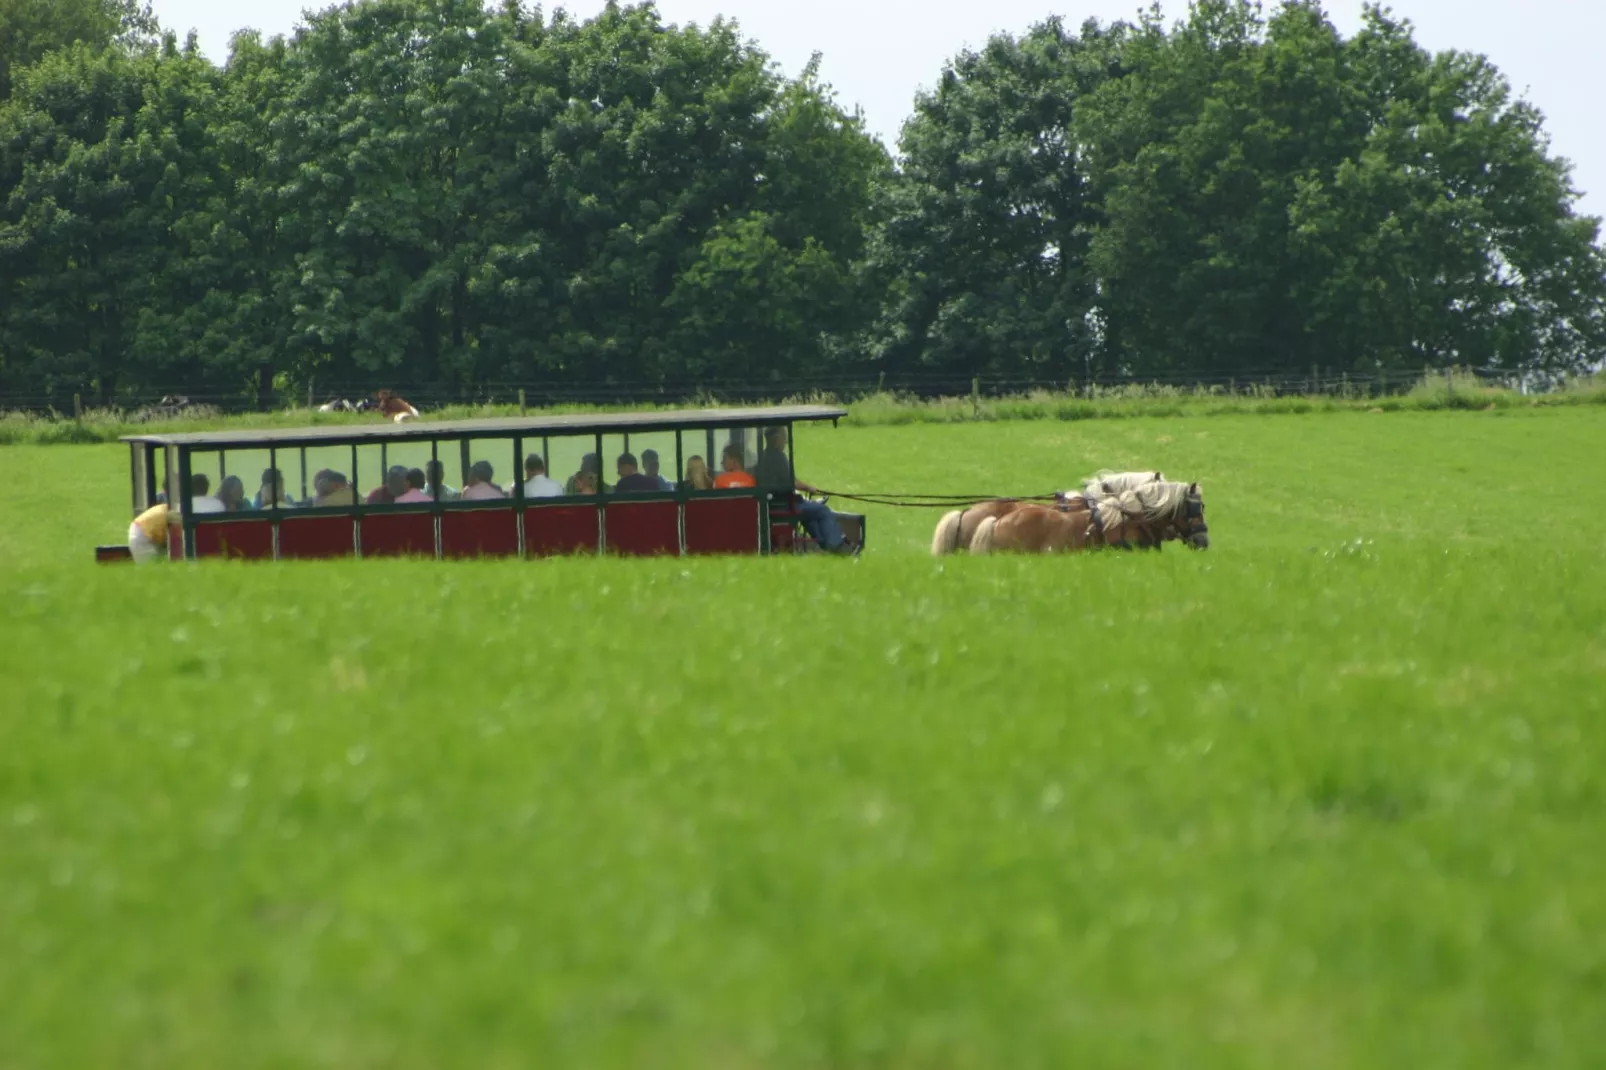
[712,444,756,489]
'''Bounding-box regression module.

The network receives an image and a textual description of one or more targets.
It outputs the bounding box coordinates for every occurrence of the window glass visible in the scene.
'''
[218,447,277,511]
[131,446,149,513]
[679,428,717,491]
[712,426,761,490]
[381,440,435,504]
[751,424,795,491]
[601,431,674,495]
[550,432,605,496]
[515,436,568,500]
[458,438,515,502]
[301,445,358,508]
[186,449,225,513]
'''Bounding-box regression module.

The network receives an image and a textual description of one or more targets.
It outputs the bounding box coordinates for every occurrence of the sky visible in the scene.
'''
[150,0,1604,223]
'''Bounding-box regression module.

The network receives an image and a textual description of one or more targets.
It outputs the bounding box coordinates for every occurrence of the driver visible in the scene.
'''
[753,425,850,554]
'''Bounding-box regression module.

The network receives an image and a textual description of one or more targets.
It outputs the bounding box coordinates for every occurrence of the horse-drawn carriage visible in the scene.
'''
[102,406,865,562]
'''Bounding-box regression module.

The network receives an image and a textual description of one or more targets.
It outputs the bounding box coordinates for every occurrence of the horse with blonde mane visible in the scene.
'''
[930,471,1165,556]
[969,481,1208,555]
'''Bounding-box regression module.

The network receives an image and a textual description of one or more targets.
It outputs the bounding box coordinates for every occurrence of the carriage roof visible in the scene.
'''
[121,404,848,449]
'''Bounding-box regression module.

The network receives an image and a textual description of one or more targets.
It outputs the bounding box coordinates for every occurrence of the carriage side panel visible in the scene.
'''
[441,508,519,559]
[684,496,761,555]
[279,515,356,559]
[360,512,437,558]
[193,519,275,560]
[525,505,599,557]
[605,501,680,557]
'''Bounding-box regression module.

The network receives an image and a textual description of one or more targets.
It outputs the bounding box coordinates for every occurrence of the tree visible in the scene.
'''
[0,0,157,99]
[869,18,1119,380]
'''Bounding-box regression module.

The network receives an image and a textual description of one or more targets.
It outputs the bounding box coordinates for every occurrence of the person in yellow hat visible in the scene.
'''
[128,501,177,562]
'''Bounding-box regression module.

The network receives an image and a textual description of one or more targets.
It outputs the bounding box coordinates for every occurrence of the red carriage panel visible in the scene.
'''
[193,518,275,560]
[684,496,761,555]
[360,512,436,558]
[441,508,519,559]
[169,521,184,561]
[525,505,599,557]
[279,515,356,559]
[605,500,680,557]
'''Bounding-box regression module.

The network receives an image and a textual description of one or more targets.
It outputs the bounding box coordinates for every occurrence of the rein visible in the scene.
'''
[812,490,1062,509]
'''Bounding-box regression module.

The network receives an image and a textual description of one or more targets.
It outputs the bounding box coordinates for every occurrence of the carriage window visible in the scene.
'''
[711,426,761,489]
[185,450,225,512]
[162,445,179,506]
[600,431,675,495]
[219,448,278,510]
[752,424,795,490]
[131,446,150,513]
[458,438,516,501]
[378,440,434,503]
[299,445,358,508]
[545,433,603,496]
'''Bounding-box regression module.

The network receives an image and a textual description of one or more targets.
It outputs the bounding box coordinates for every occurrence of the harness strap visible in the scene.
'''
[1086,501,1108,546]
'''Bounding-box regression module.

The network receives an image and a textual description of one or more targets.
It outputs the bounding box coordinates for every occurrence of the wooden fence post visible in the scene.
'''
[877,371,886,393]
[73,393,82,421]
[518,388,527,415]
[307,378,315,410]
[971,377,981,419]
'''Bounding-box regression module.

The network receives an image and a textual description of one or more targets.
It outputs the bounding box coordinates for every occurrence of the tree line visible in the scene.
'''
[2,0,1602,410]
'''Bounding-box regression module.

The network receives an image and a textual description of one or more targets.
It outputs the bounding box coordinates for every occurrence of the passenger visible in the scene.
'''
[366,465,409,505]
[190,473,226,513]
[424,460,460,501]
[713,444,756,489]
[575,470,599,495]
[462,460,506,500]
[395,468,433,503]
[754,425,850,553]
[254,468,294,509]
[218,475,252,512]
[522,454,562,498]
[313,470,357,508]
[565,453,611,494]
[614,451,661,493]
[641,449,674,491]
[682,455,713,491]
[127,501,176,562]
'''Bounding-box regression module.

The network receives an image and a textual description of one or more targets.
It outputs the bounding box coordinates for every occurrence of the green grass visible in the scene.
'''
[2,409,1605,1068]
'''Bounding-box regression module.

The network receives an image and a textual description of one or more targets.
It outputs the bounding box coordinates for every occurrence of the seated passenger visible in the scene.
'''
[565,453,611,495]
[682,455,713,491]
[462,460,505,500]
[128,501,177,562]
[254,468,295,509]
[755,425,850,553]
[218,475,253,512]
[366,465,409,505]
[313,470,357,508]
[190,473,226,513]
[713,444,756,489]
[575,470,599,495]
[424,460,461,501]
[613,451,661,493]
[641,449,674,491]
[395,468,432,503]
[522,454,562,498]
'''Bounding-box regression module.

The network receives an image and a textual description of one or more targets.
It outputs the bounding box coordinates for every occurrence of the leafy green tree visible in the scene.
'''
[870,18,1118,380]
[0,0,157,99]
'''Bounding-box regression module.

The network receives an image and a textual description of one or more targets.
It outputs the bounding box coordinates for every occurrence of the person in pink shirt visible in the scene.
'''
[461,460,505,500]
[394,468,433,503]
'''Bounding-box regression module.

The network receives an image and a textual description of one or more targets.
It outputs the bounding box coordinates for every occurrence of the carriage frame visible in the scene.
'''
[108,405,863,562]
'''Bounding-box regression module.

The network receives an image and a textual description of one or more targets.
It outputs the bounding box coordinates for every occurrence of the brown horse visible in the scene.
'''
[375,389,420,423]
[970,482,1209,555]
[930,471,1166,556]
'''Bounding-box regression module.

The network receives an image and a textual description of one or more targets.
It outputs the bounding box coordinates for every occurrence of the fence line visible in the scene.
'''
[0,365,1559,416]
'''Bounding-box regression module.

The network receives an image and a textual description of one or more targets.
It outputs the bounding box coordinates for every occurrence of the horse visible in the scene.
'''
[375,389,419,423]
[970,481,1209,555]
[930,471,1166,556]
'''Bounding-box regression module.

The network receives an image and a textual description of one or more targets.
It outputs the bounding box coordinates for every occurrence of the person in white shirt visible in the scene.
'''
[189,473,226,513]
[461,460,506,500]
[522,453,563,498]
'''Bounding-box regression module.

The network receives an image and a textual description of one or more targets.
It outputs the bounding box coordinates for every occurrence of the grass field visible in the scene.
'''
[2,408,1604,1068]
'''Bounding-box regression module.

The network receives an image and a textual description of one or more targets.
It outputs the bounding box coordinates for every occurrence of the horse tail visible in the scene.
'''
[971,516,999,555]
[931,510,964,557]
